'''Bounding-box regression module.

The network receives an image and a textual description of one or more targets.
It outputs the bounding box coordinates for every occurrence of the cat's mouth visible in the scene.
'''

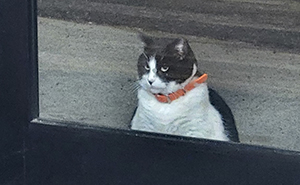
[138,81,167,94]
[148,83,181,95]
[149,86,165,94]
[142,80,182,95]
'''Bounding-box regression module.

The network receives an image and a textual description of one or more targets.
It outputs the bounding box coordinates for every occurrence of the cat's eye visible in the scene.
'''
[144,64,150,70]
[161,66,169,72]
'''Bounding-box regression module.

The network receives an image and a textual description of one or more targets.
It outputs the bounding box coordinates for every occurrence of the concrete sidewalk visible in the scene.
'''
[38,17,300,151]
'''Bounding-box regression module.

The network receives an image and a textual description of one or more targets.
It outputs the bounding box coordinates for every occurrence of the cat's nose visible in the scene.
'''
[148,80,153,85]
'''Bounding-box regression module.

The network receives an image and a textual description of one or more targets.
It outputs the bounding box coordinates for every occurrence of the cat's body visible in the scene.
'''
[131,35,239,142]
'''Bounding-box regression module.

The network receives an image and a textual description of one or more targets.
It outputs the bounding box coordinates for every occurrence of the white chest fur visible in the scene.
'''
[131,83,229,141]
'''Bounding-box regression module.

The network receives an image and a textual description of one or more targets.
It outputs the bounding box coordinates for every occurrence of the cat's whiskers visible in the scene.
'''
[128,81,141,93]
[119,81,140,98]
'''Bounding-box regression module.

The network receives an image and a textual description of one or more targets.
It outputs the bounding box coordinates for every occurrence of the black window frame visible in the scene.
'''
[1,0,300,184]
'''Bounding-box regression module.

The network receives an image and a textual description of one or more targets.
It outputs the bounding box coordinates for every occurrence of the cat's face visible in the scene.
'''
[137,35,198,95]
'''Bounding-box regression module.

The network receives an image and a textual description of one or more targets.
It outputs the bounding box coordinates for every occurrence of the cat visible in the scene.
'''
[131,34,239,142]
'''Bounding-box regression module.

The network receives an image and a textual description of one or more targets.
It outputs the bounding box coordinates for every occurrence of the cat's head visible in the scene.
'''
[137,34,199,95]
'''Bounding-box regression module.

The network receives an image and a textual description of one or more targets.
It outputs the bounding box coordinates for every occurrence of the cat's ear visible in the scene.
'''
[139,33,154,47]
[174,38,188,60]
[139,33,156,56]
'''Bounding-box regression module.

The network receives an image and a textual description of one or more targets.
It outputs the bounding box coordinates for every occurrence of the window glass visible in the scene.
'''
[39,18,138,129]
[38,0,300,151]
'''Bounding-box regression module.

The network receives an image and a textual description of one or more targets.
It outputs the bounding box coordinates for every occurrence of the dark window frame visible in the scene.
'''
[1,0,300,184]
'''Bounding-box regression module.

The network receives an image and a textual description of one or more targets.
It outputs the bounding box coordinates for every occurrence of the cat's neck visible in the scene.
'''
[179,63,199,88]
[154,73,208,103]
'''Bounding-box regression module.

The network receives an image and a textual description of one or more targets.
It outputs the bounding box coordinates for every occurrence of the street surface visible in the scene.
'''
[38,17,300,151]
